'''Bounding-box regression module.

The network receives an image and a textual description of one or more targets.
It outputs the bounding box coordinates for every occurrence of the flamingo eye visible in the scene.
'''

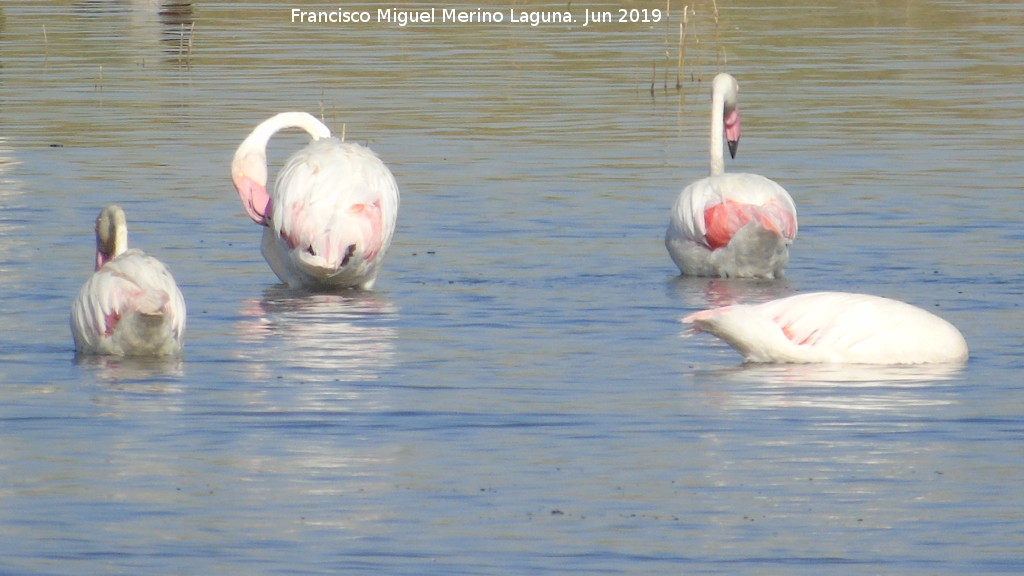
[306,245,316,255]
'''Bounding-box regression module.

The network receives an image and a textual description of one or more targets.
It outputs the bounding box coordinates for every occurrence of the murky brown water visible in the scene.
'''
[1,1,1022,574]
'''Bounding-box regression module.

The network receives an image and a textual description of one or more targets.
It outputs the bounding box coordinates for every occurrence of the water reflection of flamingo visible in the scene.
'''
[71,205,186,356]
[694,362,963,415]
[670,275,796,311]
[72,0,195,61]
[231,112,400,290]
[684,291,968,364]
[666,73,797,279]
[235,286,397,385]
[75,354,185,387]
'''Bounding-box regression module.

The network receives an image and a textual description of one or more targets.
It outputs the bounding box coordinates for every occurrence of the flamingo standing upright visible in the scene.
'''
[683,291,969,364]
[231,111,400,290]
[71,205,186,356]
[666,73,797,279]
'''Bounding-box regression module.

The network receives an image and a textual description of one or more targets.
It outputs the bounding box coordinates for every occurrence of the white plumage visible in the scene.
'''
[231,112,400,290]
[71,205,186,356]
[684,291,968,364]
[666,73,797,279]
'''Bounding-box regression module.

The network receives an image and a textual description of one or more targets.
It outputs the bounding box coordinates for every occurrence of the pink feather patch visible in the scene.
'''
[351,201,384,262]
[704,199,797,249]
[104,310,121,336]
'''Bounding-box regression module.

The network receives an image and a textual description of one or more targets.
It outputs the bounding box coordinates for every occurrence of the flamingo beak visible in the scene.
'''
[233,172,271,225]
[724,107,741,159]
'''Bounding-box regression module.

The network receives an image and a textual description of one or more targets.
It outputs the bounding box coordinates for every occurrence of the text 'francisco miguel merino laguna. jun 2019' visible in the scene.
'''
[289,6,666,27]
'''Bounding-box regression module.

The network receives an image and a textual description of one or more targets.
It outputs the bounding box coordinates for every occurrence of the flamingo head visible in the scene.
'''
[713,73,742,159]
[231,147,271,226]
[94,204,128,271]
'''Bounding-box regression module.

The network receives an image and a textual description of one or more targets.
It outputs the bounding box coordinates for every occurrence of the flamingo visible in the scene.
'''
[666,73,797,279]
[71,205,186,356]
[683,291,969,364]
[231,111,400,290]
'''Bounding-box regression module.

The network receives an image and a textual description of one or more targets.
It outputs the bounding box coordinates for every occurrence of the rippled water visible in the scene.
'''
[1,1,1022,574]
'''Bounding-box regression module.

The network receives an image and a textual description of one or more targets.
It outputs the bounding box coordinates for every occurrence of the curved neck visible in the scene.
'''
[708,89,726,176]
[96,205,128,270]
[232,112,332,226]
[239,112,332,156]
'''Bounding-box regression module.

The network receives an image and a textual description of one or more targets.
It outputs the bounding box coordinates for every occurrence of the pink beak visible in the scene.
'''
[724,107,741,158]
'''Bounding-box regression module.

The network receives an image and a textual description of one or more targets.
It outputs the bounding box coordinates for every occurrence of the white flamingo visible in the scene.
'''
[666,73,797,278]
[683,291,968,364]
[231,112,399,290]
[71,205,186,356]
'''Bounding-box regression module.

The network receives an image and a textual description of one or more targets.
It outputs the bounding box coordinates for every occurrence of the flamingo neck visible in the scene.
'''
[708,88,726,177]
[238,112,332,162]
[112,225,127,257]
[231,112,334,225]
[95,205,128,270]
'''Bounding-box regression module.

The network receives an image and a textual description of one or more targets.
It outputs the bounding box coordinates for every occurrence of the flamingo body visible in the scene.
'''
[666,73,797,279]
[684,291,968,364]
[71,205,186,356]
[232,112,399,290]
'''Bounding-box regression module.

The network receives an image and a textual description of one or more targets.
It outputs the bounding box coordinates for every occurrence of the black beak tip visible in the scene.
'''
[727,140,739,159]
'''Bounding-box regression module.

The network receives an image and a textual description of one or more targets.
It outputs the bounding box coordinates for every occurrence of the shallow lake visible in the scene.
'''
[1,1,1022,574]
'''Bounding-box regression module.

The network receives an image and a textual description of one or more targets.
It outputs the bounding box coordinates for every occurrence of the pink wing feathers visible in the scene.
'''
[703,196,797,250]
[72,250,186,356]
[265,137,399,289]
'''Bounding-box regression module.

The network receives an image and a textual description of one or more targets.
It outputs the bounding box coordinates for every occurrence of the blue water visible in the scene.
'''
[1,1,1022,574]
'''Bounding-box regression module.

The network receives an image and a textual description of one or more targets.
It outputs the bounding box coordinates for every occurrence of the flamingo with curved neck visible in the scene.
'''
[666,73,798,279]
[230,111,400,290]
[72,204,186,356]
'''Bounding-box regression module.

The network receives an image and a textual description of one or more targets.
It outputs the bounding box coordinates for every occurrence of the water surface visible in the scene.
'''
[1,1,1022,574]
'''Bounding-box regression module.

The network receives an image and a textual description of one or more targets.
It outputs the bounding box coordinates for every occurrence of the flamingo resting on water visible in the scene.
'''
[666,73,797,279]
[231,111,400,290]
[71,205,186,356]
[683,291,969,364]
